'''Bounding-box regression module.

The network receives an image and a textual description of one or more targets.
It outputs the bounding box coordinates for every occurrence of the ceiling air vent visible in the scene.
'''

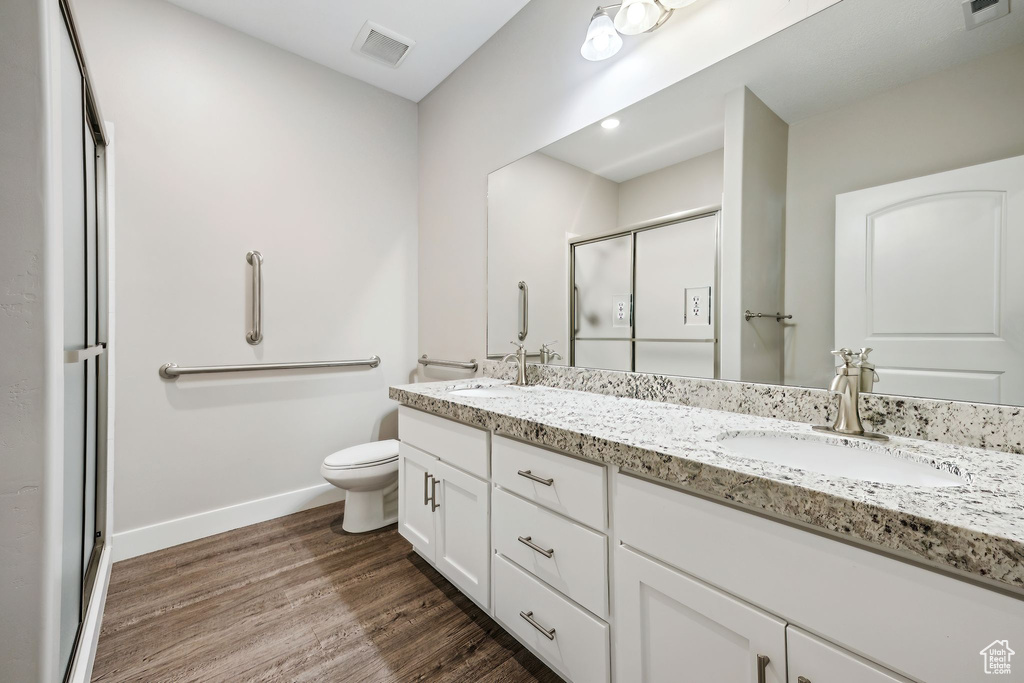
[353,21,415,68]
[962,0,1010,30]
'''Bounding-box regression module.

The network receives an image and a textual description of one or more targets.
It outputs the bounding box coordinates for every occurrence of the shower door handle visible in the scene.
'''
[518,281,529,341]
[246,250,263,345]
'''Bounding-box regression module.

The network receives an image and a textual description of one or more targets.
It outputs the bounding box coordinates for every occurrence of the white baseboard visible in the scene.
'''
[67,545,112,683]
[112,483,345,561]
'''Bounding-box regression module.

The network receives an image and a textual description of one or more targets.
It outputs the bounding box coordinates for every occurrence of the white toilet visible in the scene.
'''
[321,439,400,533]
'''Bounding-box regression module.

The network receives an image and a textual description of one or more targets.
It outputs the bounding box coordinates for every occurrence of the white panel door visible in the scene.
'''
[787,627,912,683]
[398,443,437,560]
[615,545,786,683]
[835,155,1024,404]
[433,460,490,607]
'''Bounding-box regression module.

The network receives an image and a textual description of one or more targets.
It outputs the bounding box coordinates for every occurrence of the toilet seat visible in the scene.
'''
[323,439,400,471]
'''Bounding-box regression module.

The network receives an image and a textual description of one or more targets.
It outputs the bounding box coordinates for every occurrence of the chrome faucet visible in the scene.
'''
[539,341,562,365]
[500,341,529,386]
[813,348,888,441]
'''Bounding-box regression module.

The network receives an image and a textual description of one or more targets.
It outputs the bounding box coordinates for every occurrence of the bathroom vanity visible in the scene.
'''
[391,377,1024,683]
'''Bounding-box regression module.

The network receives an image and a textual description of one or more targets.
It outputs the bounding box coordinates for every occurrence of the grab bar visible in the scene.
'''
[159,356,380,379]
[246,250,263,345]
[518,281,529,341]
[418,355,478,371]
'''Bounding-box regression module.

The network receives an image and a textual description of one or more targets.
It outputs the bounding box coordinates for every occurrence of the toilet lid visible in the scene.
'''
[323,439,400,470]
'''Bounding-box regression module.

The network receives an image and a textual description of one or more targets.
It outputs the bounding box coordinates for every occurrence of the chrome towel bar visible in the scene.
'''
[744,310,793,322]
[418,354,478,371]
[159,356,380,379]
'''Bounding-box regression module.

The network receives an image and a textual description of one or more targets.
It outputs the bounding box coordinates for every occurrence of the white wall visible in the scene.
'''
[75,0,418,558]
[0,0,64,678]
[487,153,618,359]
[617,149,724,227]
[784,43,1024,389]
[418,0,838,368]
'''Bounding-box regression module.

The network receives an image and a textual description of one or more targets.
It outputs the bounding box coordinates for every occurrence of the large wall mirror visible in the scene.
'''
[487,0,1024,406]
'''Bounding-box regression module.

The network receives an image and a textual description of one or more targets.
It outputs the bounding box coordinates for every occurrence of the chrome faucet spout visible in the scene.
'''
[503,342,529,386]
[813,348,888,442]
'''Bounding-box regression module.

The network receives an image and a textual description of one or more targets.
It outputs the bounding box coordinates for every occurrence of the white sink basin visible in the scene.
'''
[448,386,524,399]
[718,431,967,488]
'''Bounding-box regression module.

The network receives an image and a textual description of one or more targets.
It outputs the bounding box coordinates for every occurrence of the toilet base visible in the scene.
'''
[342,487,398,533]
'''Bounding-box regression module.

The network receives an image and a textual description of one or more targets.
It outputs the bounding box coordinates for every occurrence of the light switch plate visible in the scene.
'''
[685,287,711,326]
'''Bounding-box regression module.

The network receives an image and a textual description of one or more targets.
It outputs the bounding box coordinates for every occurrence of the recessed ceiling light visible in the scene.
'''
[601,118,620,130]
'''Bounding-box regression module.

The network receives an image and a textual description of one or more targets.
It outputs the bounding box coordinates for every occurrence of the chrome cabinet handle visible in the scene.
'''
[519,611,555,640]
[423,472,431,506]
[518,281,529,341]
[518,536,554,558]
[430,476,440,511]
[246,250,263,345]
[797,677,811,683]
[756,654,770,683]
[517,469,553,486]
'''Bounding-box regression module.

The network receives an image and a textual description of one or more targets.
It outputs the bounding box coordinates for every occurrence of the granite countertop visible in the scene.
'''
[390,378,1024,594]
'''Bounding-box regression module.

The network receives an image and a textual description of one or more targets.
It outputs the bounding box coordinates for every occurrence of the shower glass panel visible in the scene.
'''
[571,235,632,369]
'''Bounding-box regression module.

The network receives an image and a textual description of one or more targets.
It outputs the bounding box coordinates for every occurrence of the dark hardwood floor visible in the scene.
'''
[92,502,561,682]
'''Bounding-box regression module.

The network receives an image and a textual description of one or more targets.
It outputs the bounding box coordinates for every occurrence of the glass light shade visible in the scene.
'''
[581,10,623,61]
[659,0,698,8]
[613,0,665,35]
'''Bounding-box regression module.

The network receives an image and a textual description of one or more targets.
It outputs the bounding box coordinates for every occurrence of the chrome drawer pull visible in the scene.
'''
[423,472,430,506]
[519,611,555,640]
[517,536,554,558]
[517,469,553,486]
[430,476,440,511]
[756,655,770,683]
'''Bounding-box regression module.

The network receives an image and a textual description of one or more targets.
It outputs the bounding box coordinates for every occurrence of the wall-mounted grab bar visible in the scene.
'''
[518,280,529,341]
[159,356,380,379]
[418,355,478,371]
[246,250,263,345]
[744,310,792,322]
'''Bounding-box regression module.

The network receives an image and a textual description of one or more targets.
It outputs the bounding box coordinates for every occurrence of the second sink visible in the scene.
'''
[717,431,968,488]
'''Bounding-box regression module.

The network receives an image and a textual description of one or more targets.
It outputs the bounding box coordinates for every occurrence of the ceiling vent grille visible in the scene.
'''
[962,0,1010,30]
[353,21,414,68]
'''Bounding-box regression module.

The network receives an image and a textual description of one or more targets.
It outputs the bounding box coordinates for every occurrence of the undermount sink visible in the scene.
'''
[447,386,525,399]
[717,431,968,488]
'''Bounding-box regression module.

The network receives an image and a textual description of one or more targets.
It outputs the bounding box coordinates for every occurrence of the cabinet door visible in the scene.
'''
[434,460,490,607]
[787,627,912,683]
[615,545,787,683]
[398,443,437,560]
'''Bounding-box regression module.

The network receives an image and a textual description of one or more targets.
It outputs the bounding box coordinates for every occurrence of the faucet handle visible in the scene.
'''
[541,341,558,349]
[831,348,855,365]
[856,347,873,361]
[509,341,525,349]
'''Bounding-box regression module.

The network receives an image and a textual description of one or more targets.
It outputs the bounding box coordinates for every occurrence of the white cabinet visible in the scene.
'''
[434,459,490,606]
[787,627,912,683]
[493,554,610,683]
[398,442,437,558]
[397,441,490,608]
[615,544,787,683]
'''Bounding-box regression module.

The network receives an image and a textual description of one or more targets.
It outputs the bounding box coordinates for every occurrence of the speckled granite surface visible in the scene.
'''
[481,361,1024,455]
[391,378,1024,593]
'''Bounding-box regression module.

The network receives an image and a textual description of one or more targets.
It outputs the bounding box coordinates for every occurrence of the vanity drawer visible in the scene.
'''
[398,406,489,479]
[492,488,608,618]
[492,435,606,529]
[493,553,610,683]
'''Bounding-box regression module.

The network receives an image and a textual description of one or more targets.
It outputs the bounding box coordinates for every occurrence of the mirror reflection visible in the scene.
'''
[487,0,1024,406]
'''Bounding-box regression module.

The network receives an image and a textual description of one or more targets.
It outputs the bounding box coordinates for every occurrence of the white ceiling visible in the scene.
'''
[542,0,1024,182]
[164,0,533,102]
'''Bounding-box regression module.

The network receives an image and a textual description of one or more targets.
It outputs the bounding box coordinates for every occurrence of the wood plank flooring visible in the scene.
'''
[92,502,561,682]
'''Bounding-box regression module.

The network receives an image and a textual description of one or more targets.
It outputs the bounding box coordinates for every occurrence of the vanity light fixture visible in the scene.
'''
[581,8,624,61]
[581,0,702,61]
[601,117,621,129]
